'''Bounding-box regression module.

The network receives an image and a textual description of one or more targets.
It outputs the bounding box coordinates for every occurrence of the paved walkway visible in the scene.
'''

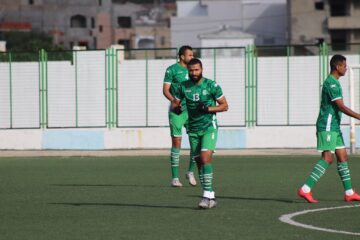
[0,149,325,157]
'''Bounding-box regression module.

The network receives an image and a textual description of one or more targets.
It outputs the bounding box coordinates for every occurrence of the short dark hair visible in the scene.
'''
[187,58,202,68]
[330,54,346,71]
[178,45,192,58]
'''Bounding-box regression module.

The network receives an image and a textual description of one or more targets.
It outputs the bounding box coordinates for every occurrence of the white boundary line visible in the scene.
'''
[279,204,360,236]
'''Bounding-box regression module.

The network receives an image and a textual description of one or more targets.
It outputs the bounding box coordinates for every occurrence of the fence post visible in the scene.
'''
[145,50,149,127]
[213,48,216,81]
[245,45,257,127]
[287,46,291,125]
[8,52,13,128]
[39,49,48,129]
[105,47,118,128]
[319,42,329,102]
[73,50,78,127]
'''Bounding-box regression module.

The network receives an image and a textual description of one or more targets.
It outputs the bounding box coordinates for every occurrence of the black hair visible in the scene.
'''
[178,45,192,58]
[330,54,346,71]
[187,58,202,68]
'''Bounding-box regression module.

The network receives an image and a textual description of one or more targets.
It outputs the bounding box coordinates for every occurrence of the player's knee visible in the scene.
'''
[338,156,348,163]
[171,137,182,148]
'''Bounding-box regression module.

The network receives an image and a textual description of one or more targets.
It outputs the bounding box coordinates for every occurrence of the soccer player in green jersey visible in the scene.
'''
[163,45,197,187]
[298,54,360,203]
[173,58,229,209]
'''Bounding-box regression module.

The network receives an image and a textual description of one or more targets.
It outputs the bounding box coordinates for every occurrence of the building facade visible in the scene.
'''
[288,0,360,51]
[0,0,174,50]
[171,0,287,48]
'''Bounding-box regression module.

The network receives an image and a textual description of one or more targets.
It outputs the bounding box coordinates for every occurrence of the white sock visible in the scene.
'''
[301,184,311,193]
[203,190,215,199]
[345,189,354,196]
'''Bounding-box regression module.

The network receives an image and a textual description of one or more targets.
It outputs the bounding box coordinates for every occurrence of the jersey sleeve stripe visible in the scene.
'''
[163,82,171,85]
[216,95,224,100]
[331,97,342,101]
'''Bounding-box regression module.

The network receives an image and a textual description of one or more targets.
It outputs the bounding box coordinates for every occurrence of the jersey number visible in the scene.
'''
[193,93,200,101]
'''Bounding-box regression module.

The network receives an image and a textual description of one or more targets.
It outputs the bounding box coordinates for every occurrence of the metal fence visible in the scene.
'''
[0,43,359,129]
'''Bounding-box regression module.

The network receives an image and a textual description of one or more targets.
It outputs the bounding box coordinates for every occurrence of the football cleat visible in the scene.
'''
[298,188,318,203]
[171,178,183,187]
[198,197,217,209]
[186,172,197,186]
[344,192,360,202]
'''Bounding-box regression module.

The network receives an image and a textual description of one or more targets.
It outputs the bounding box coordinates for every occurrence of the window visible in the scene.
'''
[78,41,88,49]
[160,36,165,46]
[330,2,348,16]
[138,38,154,49]
[98,0,102,6]
[118,39,130,49]
[29,0,34,5]
[355,1,360,9]
[91,17,95,28]
[99,25,103,32]
[93,37,97,49]
[117,17,131,28]
[354,30,360,40]
[70,15,87,28]
[315,1,324,10]
[331,30,348,51]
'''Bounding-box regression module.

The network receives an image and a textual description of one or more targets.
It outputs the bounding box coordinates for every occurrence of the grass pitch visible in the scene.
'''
[0,155,360,240]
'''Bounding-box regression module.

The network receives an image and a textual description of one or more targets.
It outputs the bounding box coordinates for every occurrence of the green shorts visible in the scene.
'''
[188,125,218,157]
[169,110,188,137]
[317,131,345,153]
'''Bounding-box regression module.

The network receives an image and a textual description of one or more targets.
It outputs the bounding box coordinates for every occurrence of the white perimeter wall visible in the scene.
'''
[0,53,359,150]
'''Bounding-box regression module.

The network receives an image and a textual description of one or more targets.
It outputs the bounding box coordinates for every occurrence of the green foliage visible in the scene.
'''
[2,31,65,52]
[0,31,72,62]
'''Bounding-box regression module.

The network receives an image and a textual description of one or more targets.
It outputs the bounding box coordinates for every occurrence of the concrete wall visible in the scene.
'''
[0,125,359,150]
[1,51,360,150]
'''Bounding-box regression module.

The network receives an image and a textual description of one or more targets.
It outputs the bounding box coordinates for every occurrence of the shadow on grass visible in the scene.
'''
[49,202,199,210]
[51,184,169,188]
[193,195,344,204]
[187,194,298,203]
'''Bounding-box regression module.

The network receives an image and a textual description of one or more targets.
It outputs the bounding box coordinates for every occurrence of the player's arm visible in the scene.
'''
[171,85,183,115]
[163,83,175,102]
[208,96,228,113]
[198,82,228,113]
[171,98,181,110]
[163,67,175,102]
[334,99,360,120]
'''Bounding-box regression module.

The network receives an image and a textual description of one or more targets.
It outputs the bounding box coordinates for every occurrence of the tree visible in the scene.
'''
[0,31,71,61]
[2,31,65,52]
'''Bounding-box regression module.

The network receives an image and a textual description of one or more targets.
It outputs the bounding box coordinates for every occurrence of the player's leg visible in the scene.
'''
[182,111,197,186]
[335,132,360,201]
[198,127,217,209]
[298,131,335,203]
[188,133,202,186]
[169,112,184,187]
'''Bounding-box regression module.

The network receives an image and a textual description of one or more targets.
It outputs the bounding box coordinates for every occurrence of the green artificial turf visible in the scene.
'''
[0,155,359,240]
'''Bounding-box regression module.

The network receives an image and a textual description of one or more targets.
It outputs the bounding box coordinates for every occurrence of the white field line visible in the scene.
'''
[279,204,360,236]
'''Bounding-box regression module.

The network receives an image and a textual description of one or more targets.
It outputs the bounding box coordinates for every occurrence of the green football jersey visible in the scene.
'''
[175,78,224,133]
[163,63,189,110]
[316,75,343,132]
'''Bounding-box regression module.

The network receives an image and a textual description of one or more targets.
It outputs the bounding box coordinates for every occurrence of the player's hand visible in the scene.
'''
[172,106,183,115]
[197,102,209,113]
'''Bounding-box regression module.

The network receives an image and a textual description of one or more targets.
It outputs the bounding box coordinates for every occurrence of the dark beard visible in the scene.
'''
[190,73,202,83]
